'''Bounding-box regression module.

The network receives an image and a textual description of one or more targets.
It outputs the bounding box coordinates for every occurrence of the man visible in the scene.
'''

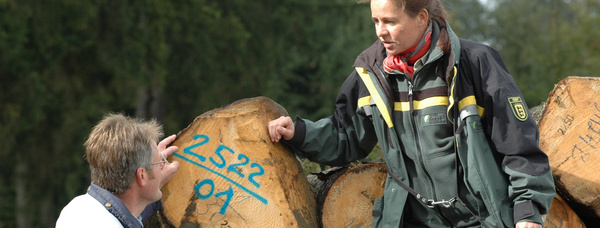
[56,114,180,227]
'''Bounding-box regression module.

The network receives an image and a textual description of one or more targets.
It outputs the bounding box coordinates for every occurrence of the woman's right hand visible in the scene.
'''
[268,116,295,142]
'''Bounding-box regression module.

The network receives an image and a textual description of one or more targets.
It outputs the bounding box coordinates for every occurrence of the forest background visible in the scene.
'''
[1,0,599,227]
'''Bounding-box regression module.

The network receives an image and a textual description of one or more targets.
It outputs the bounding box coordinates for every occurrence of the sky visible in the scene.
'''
[478,0,498,9]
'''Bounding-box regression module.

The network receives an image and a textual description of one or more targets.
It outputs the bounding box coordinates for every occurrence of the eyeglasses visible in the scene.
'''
[150,155,168,170]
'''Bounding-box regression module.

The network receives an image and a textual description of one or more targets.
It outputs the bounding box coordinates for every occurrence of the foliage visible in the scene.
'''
[489,0,600,106]
[0,0,598,227]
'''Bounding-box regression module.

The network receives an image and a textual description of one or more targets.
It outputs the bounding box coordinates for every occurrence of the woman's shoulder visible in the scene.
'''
[460,39,499,55]
[459,39,505,65]
[353,40,386,70]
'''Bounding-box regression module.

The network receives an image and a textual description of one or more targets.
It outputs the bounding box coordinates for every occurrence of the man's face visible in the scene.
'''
[146,142,163,202]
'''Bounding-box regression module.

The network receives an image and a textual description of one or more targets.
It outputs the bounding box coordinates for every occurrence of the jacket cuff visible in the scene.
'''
[514,200,543,225]
[283,116,305,147]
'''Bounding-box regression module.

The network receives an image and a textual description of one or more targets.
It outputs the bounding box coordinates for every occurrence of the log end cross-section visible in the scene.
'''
[159,96,318,228]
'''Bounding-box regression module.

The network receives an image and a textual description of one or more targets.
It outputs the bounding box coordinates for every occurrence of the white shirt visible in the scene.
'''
[56,193,123,228]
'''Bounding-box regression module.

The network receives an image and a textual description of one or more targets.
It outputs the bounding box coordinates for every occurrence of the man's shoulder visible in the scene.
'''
[56,194,122,228]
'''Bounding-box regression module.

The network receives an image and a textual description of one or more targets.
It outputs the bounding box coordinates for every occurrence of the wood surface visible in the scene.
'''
[159,96,318,227]
[309,163,387,228]
[545,194,586,228]
[538,76,600,219]
[309,163,585,228]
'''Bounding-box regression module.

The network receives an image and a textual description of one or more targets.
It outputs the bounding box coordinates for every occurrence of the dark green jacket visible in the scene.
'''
[285,23,555,227]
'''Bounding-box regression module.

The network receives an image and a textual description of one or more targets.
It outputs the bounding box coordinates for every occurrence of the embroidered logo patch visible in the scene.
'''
[422,113,447,126]
[472,120,482,130]
[508,97,528,121]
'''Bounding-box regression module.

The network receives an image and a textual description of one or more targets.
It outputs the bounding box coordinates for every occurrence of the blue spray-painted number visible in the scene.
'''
[214,187,234,215]
[210,145,234,169]
[194,179,234,215]
[227,154,249,178]
[183,134,265,188]
[177,134,268,214]
[248,163,264,188]
[194,179,215,199]
[184,134,209,162]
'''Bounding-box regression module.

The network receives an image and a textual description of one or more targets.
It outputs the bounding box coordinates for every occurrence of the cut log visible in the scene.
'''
[545,194,586,228]
[158,97,318,227]
[538,77,600,220]
[307,163,584,228]
[309,163,387,228]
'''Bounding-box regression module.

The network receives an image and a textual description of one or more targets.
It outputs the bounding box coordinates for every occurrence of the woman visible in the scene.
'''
[268,0,555,227]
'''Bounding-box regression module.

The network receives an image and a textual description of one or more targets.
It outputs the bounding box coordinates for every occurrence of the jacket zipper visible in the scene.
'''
[407,79,435,193]
[407,77,453,226]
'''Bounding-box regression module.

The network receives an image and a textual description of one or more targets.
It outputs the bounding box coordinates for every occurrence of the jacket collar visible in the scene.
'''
[88,183,142,228]
[353,21,461,78]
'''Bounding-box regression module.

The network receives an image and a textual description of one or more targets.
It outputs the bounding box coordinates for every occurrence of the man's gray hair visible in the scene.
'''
[85,113,163,194]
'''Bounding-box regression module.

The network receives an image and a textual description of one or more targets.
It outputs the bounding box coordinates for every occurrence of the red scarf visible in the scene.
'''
[383,23,433,78]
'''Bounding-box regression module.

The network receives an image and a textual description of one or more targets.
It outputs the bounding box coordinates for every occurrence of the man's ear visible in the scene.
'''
[135,167,148,187]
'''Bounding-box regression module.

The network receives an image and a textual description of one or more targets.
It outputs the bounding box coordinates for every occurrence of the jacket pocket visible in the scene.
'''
[372,197,384,227]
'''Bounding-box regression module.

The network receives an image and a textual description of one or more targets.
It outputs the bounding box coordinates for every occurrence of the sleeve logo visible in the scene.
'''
[508,97,528,121]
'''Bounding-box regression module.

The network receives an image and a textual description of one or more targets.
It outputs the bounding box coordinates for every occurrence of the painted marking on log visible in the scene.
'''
[552,102,600,167]
[173,153,268,204]
[545,213,564,228]
[343,217,365,228]
[173,133,269,216]
[556,114,574,136]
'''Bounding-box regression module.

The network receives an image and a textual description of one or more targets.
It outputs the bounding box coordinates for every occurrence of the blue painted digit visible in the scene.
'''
[174,154,269,205]
[248,163,264,188]
[210,145,234,169]
[227,154,249,178]
[184,134,209,162]
[194,179,215,199]
[214,187,234,214]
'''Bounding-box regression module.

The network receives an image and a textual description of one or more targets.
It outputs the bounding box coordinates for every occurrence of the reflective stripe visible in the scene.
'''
[358,96,371,108]
[447,66,485,120]
[447,66,458,118]
[358,96,373,116]
[356,67,394,128]
[458,95,485,119]
[460,105,480,121]
[394,96,448,112]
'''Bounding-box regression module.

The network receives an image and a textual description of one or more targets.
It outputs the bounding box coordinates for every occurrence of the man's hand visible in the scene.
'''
[515,221,542,228]
[268,116,295,142]
[158,134,179,187]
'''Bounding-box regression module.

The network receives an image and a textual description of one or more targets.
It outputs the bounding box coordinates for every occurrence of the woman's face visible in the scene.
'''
[371,0,428,55]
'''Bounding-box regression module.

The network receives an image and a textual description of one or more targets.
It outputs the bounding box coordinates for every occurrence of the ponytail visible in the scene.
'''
[427,0,451,54]
[434,18,451,54]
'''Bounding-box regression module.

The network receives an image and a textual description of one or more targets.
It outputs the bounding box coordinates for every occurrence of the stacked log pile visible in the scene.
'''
[151,76,600,227]
[538,76,600,227]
